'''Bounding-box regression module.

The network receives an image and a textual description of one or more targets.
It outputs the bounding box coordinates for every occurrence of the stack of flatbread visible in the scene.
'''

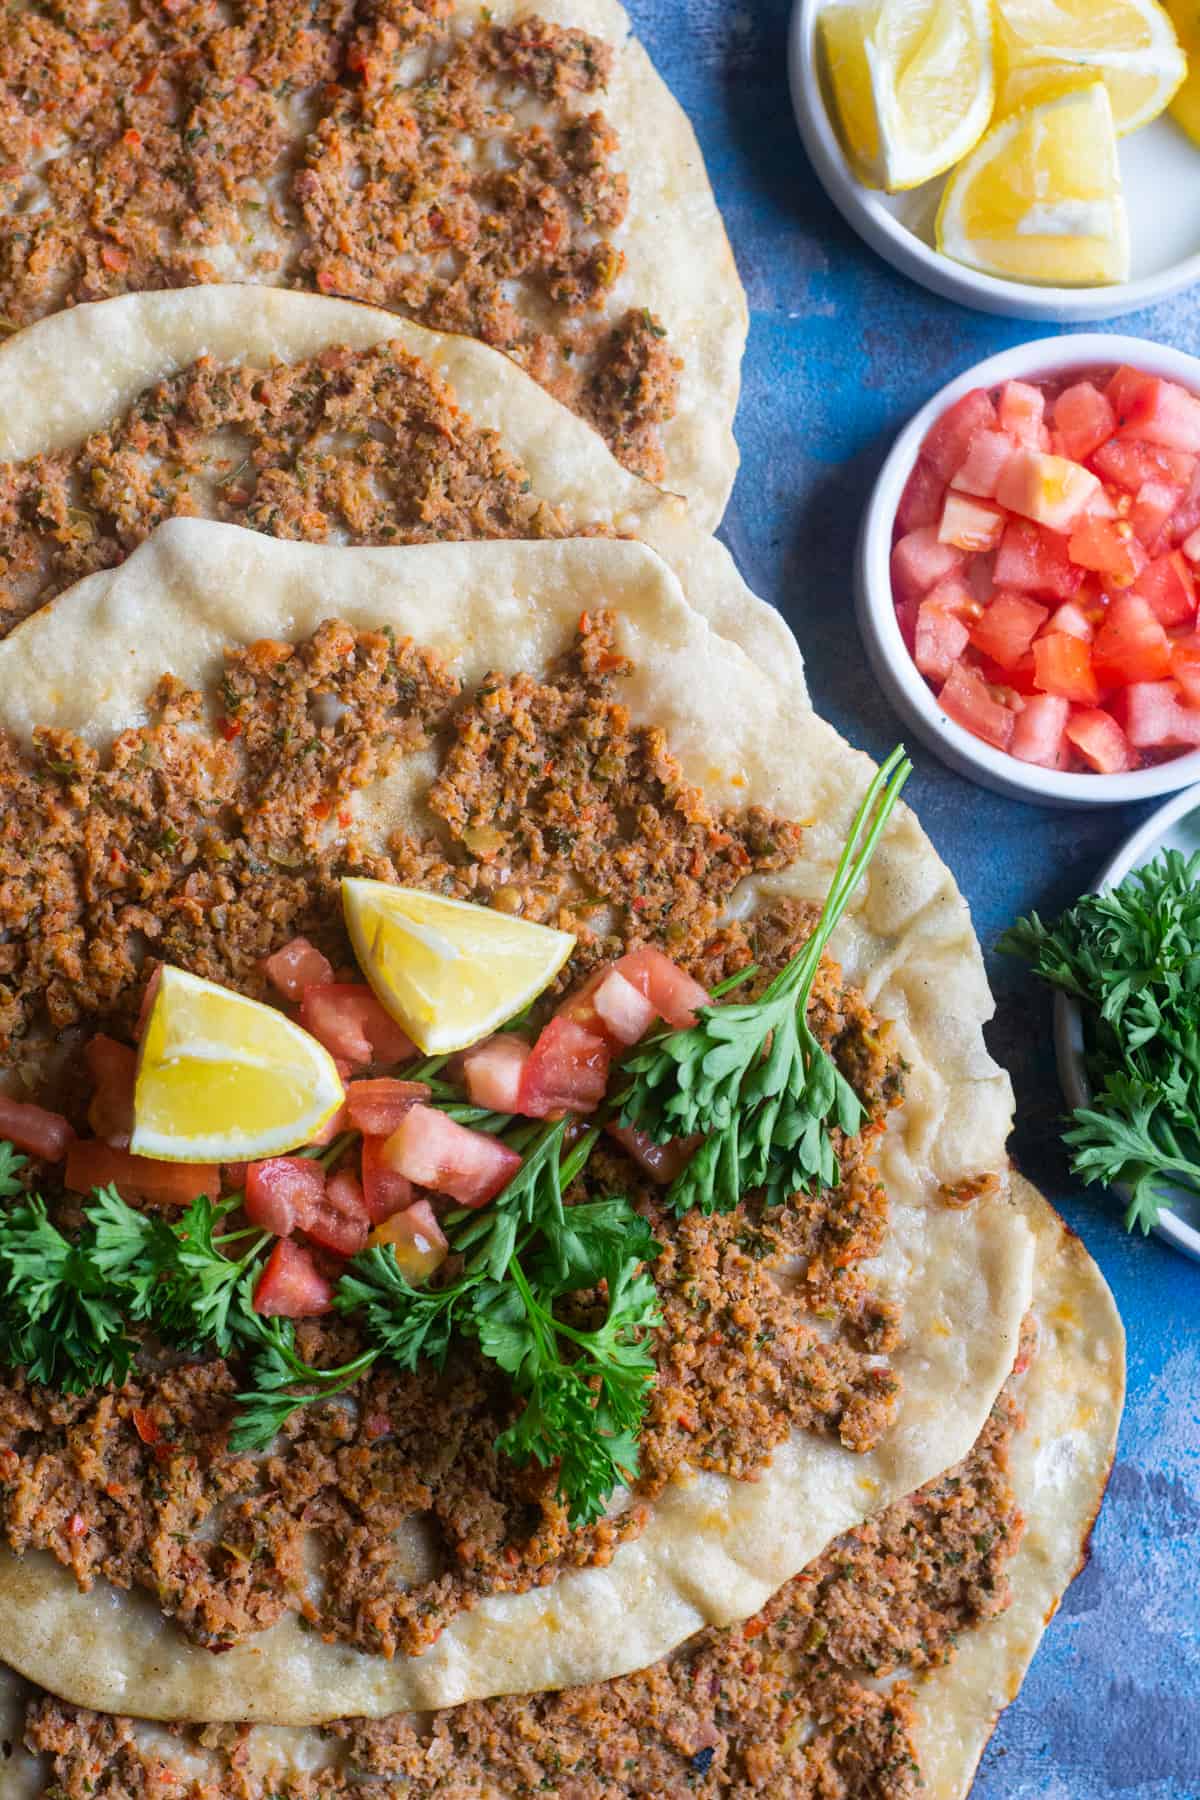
[0,5,1122,1797]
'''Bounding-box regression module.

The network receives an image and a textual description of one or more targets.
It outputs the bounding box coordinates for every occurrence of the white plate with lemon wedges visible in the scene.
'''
[789,0,1200,318]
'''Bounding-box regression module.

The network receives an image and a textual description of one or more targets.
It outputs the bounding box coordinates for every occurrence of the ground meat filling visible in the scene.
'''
[16,1373,1029,1799]
[0,341,582,638]
[0,0,680,479]
[0,614,904,1656]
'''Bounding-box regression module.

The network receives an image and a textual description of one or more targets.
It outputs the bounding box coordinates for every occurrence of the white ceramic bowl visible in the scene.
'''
[856,332,1200,807]
[1053,783,1200,1260]
[789,0,1200,321]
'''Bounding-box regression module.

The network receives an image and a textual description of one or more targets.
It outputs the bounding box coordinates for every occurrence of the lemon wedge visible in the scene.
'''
[132,966,345,1162]
[1165,0,1200,145]
[936,80,1131,286]
[996,0,1186,136]
[819,0,994,192]
[341,880,576,1055]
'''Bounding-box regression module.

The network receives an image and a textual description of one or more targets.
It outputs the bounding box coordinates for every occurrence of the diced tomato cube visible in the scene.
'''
[1114,376,1200,454]
[84,1035,136,1147]
[998,380,1048,448]
[938,493,1005,552]
[381,1104,522,1208]
[1172,465,1200,546]
[262,936,334,1002]
[0,1093,75,1162]
[306,1169,371,1258]
[1131,551,1197,629]
[1032,633,1101,705]
[995,449,1100,533]
[1010,694,1070,768]
[245,1156,326,1238]
[1053,382,1116,462]
[360,1133,414,1224]
[968,592,1049,670]
[1131,479,1184,550]
[1183,524,1200,565]
[64,1141,217,1207]
[1064,708,1133,773]
[938,662,1015,751]
[1118,681,1200,749]
[1093,436,1197,494]
[1107,364,1154,424]
[1045,600,1094,642]
[592,968,658,1045]
[891,527,966,607]
[1170,635,1200,706]
[605,1123,701,1186]
[252,1240,334,1318]
[950,428,1016,500]
[518,1017,610,1117]
[369,1199,448,1282]
[299,984,415,1068]
[1092,594,1173,688]
[896,456,945,534]
[994,520,1083,601]
[1067,518,1147,590]
[916,601,970,683]
[345,1078,430,1137]
[895,597,919,652]
[614,947,709,1030]
[923,388,999,482]
[925,576,983,619]
[461,1034,530,1112]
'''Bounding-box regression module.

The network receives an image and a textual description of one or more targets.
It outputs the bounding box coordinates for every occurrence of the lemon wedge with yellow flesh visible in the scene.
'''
[1165,0,1200,144]
[132,966,345,1162]
[996,0,1186,135]
[937,80,1130,286]
[341,880,576,1055]
[819,0,994,192]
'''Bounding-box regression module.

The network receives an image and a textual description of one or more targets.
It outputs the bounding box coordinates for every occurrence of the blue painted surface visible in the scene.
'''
[628,1,1200,1792]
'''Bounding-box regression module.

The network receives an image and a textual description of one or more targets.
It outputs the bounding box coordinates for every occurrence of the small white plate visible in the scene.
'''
[1054,783,1200,1260]
[789,0,1200,321]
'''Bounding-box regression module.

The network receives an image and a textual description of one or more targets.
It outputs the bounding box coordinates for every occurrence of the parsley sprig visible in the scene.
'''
[999,847,1200,1233]
[617,747,912,1215]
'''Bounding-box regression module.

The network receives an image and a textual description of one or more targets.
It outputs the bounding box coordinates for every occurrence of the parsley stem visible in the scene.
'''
[707,964,760,999]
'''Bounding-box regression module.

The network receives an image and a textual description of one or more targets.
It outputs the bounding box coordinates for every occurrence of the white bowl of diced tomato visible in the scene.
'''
[857,334,1200,806]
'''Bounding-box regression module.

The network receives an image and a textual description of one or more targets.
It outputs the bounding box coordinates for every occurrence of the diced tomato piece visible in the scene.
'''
[995,449,1099,532]
[614,947,709,1030]
[1092,594,1173,688]
[895,597,919,652]
[938,663,1015,751]
[252,1239,334,1318]
[968,592,1048,670]
[369,1198,448,1281]
[518,1017,610,1117]
[896,456,945,534]
[1107,364,1153,424]
[1092,436,1197,494]
[1045,600,1094,641]
[1132,551,1197,629]
[1170,635,1200,706]
[891,527,965,607]
[1183,524,1200,565]
[1131,479,1184,550]
[1064,708,1133,774]
[923,388,999,482]
[382,1104,522,1208]
[606,1123,700,1186]
[1053,382,1116,462]
[345,1078,430,1137]
[245,1156,326,1238]
[461,1035,530,1113]
[1118,681,1200,749]
[306,1169,371,1258]
[307,1098,349,1147]
[976,648,1039,697]
[1032,633,1101,705]
[916,601,969,682]
[262,936,334,1002]
[65,1141,217,1207]
[0,1093,75,1162]
[925,576,983,620]
[300,984,415,1068]
[1010,694,1070,769]
[994,520,1083,601]
[1085,485,1118,521]
[360,1133,414,1224]
[950,428,1016,500]
[998,380,1047,448]
[1173,465,1200,546]
[1067,518,1147,590]
[84,1035,136,1147]
[1114,376,1200,454]
[592,968,658,1045]
[938,493,1005,552]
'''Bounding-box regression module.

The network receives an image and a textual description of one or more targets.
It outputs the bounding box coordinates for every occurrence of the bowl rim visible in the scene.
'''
[859,331,1200,807]
[788,0,1200,322]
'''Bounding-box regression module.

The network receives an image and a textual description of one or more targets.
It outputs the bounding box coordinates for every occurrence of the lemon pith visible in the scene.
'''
[995,0,1187,136]
[132,966,345,1162]
[341,879,576,1055]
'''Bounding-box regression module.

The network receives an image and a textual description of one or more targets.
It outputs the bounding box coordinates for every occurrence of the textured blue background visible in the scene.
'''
[629,2,1200,1792]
